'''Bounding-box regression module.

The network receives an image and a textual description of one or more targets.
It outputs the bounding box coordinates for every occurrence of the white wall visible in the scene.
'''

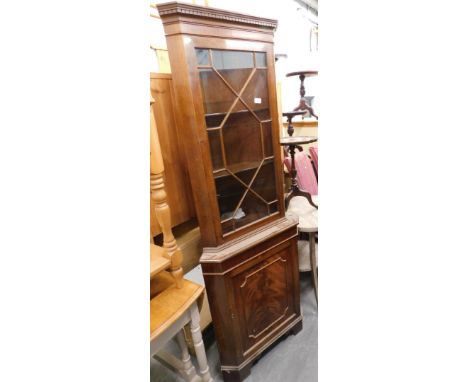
[209,0,318,115]
[149,0,318,116]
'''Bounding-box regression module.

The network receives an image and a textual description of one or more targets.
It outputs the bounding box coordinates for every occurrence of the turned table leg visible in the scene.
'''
[189,304,213,382]
[176,330,199,382]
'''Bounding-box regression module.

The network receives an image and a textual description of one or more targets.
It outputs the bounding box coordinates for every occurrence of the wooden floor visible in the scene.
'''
[150,272,318,382]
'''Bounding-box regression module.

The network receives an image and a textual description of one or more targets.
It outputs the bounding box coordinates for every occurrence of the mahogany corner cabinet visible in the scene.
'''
[157,3,303,380]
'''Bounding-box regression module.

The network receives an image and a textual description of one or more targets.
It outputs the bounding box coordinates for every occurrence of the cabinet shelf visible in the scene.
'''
[205,108,272,127]
[212,156,274,179]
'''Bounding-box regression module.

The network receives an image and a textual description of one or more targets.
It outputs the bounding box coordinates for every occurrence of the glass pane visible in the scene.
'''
[235,190,269,230]
[223,110,263,174]
[205,113,225,128]
[217,68,253,93]
[196,50,278,235]
[255,52,267,67]
[199,69,238,116]
[221,218,234,235]
[269,201,278,214]
[241,69,270,121]
[251,159,277,202]
[213,50,254,70]
[215,174,247,233]
[235,167,257,188]
[255,108,271,121]
[208,130,223,171]
[196,48,210,66]
[262,121,273,157]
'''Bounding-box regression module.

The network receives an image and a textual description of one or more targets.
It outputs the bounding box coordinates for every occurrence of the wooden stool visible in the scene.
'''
[150,91,212,381]
[286,195,318,302]
[150,273,213,382]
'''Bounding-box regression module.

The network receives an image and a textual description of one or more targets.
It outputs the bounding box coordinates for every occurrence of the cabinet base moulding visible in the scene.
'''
[220,317,302,382]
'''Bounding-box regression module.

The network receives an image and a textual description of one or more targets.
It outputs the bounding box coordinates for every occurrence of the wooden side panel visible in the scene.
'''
[202,273,245,366]
[164,34,224,247]
[150,73,195,236]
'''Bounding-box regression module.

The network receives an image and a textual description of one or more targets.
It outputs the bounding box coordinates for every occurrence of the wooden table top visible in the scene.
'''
[280,136,318,145]
[286,70,318,78]
[282,110,307,118]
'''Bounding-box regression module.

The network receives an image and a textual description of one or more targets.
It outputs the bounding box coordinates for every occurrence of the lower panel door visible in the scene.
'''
[231,243,295,354]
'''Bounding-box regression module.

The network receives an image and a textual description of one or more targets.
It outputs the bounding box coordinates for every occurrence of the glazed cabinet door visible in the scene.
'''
[194,48,280,237]
[231,241,297,353]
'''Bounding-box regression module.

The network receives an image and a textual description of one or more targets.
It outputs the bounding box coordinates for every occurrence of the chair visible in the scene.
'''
[309,146,318,183]
[284,149,319,302]
[287,195,318,302]
[150,272,212,382]
[284,150,318,197]
[150,94,213,382]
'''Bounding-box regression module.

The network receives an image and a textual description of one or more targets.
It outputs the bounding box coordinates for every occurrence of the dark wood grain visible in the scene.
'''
[201,218,302,380]
[157,4,302,381]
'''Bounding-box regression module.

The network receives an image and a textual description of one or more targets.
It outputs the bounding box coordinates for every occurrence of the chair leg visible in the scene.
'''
[189,304,213,382]
[175,330,199,382]
[309,232,318,303]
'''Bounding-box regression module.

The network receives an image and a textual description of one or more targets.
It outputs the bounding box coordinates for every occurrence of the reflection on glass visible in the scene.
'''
[242,69,270,120]
[199,69,238,115]
[196,48,278,235]
[213,50,254,70]
[251,159,276,202]
[255,52,267,67]
[217,68,253,93]
[236,190,269,230]
[215,174,246,222]
[223,111,263,173]
[196,48,210,65]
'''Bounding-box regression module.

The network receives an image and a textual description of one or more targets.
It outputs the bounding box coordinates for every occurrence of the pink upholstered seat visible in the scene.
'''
[309,146,318,179]
[284,151,318,196]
